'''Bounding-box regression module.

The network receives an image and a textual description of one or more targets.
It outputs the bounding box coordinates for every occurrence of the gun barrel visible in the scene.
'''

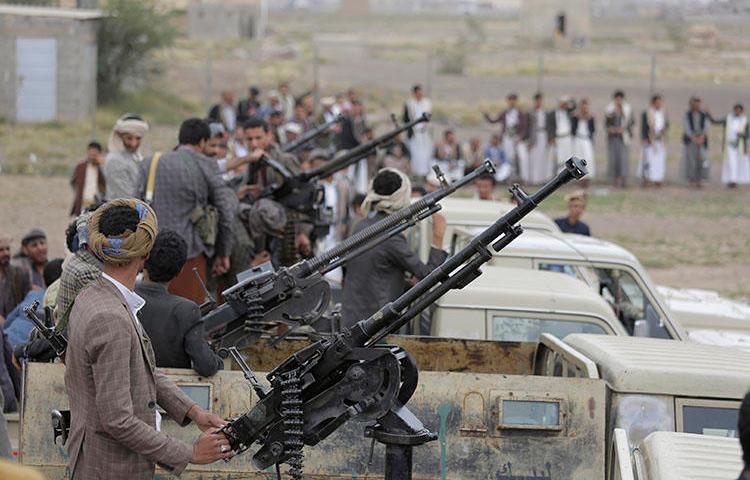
[353,156,588,344]
[300,159,493,276]
[23,300,46,331]
[301,112,430,182]
[280,115,344,153]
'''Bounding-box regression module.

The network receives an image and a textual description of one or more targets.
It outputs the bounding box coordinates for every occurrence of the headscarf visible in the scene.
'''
[108,114,149,154]
[362,168,412,215]
[88,199,158,265]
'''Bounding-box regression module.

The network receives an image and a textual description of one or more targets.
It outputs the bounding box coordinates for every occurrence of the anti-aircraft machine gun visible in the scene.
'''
[279,114,344,153]
[220,157,588,480]
[204,158,496,350]
[254,113,431,262]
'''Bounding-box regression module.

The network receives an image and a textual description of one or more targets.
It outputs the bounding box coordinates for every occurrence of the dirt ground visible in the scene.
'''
[2,175,747,300]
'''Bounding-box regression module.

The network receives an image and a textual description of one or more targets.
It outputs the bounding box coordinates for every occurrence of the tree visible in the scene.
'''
[97,0,176,102]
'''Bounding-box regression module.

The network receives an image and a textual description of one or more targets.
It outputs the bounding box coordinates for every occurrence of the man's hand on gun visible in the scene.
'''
[192,429,234,464]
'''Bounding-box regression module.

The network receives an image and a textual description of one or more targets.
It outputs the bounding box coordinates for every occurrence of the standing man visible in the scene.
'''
[208,91,237,133]
[70,141,106,216]
[65,199,232,478]
[682,96,713,188]
[0,236,31,325]
[278,82,295,120]
[720,103,750,188]
[572,98,596,185]
[12,229,48,290]
[483,93,530,182]
[136,230,224,377]
[528,92,551,185]
[104,114,149,200]
[554,190,591,236]
[638,94,669,187]
[237,86,261,125]
[403,84,433,181]
[606,91,634,188]
[341,169,448,328]
[138,118,237,304]
[55,211,103,326]
[548,96,575,172]
[241,117,312,261]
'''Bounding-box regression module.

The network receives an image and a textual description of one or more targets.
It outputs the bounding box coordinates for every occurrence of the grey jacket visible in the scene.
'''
[138,146,237,258]
[341,211,448,328]
[104,150,142,200]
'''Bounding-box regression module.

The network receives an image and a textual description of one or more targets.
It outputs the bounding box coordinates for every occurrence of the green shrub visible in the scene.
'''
[97,0,177,102]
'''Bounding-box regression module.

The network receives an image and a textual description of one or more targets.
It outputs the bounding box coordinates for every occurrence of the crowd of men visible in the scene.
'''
[478,90,750,190]
[0,80,748,476]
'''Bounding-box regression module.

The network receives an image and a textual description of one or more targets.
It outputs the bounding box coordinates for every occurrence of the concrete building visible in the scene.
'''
[0,5,101,123]
[187,0,259,39]
[519,0,591,46]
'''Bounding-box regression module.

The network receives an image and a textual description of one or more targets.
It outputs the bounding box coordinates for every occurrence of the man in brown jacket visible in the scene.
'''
[69,141,106,216]
[64,199,233,479]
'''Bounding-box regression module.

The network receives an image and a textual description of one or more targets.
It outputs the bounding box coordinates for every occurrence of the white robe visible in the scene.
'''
[529,109,551,184]
[554,110,573,169]
[573,118,596,180]
[722,113,750,184]
[638,109,667,183]
[406,98,433,177]
[502,108,530,182]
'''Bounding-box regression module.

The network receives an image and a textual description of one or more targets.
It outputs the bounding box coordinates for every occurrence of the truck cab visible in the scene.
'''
[431,266,629,341]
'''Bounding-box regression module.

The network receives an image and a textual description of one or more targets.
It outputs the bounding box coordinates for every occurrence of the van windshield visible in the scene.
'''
[492,315,606,342]
[681,405,739,438]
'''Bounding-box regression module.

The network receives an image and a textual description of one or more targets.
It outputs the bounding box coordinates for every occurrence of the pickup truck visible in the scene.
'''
[16,333,747,479]
[422,199,750,346]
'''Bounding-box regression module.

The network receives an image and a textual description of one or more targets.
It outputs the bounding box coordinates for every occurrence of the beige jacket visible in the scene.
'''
[64,277,196,479]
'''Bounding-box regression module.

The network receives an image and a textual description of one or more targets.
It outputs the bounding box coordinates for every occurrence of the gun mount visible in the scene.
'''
[220,157,588,479]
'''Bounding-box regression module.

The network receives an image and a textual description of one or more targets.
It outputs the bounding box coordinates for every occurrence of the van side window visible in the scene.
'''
[491,316,606,342]
[593,268,671,339]
[538,263,578,279]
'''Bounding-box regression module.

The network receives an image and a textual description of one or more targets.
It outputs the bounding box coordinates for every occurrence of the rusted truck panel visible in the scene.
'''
[19,337,606,479]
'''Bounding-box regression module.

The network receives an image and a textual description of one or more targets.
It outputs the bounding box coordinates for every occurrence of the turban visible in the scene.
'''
[108,114,149,153]
[362,168,412,215]
[239,199,287,239]
[88,199,158,265]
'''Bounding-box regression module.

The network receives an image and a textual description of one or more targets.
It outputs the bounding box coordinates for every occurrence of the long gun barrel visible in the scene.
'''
[24,300,67,357]
[280,115,344,153]
[354,156,588,345]
[300,112,430,182]
[219,157,588,471]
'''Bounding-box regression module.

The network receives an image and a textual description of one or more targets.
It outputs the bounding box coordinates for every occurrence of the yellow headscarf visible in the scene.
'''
[88,199,158,265]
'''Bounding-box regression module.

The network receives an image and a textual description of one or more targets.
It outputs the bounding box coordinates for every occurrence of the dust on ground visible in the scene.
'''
[2,176,748,300]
